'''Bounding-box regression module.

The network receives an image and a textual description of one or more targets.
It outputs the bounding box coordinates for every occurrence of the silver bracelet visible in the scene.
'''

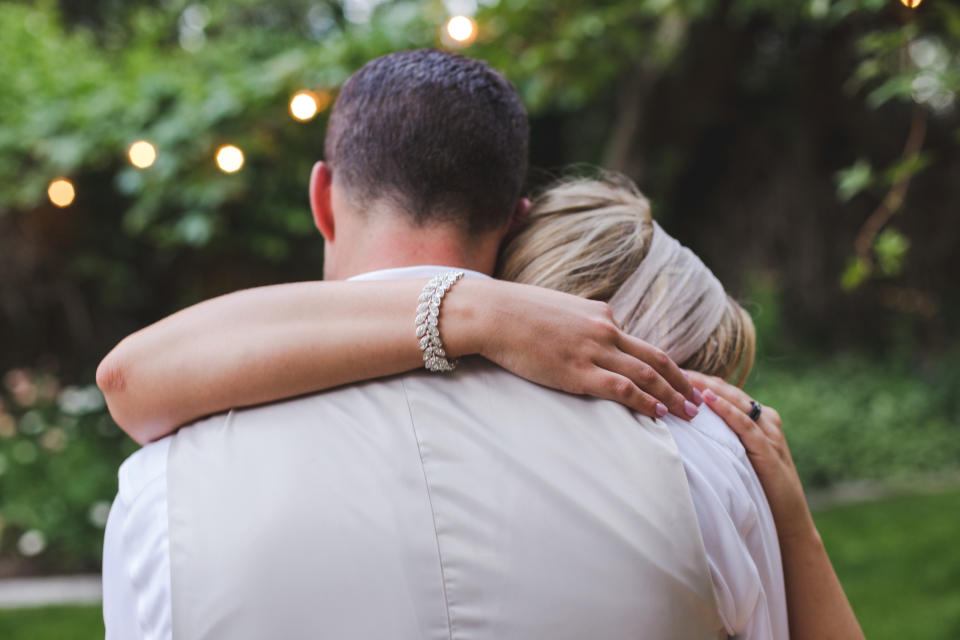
[415,271,464,372]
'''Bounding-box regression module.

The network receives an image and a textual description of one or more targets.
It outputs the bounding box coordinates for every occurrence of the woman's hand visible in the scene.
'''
[684,370,813,539]
[685,370,865,640]
[98,277,703,445]
[449,280,702,421]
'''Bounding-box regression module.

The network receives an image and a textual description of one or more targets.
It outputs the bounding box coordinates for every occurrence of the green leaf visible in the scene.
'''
[841,255,871,290]
[835,159,873,202]
[175,212,215,247]
[867,75,914,109]
[883,151,933,186]
[874,228,910,277]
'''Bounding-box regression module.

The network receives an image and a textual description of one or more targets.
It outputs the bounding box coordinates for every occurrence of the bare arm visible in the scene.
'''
[687,371,865,640]
[98,278,699,444]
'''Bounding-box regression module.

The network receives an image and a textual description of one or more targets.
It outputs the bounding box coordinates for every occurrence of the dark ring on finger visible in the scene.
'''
[748,400,762,422]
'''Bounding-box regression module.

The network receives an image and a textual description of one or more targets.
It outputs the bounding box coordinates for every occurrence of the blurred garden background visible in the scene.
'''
[1,0,959,637]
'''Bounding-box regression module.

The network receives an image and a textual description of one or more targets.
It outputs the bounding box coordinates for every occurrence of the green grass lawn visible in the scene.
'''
[814,489,960,640]
[0,604,103,639]
[1,490,958,639]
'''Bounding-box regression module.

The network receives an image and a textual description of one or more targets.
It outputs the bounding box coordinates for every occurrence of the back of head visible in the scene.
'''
[324,49,529,233]
[499,173,756,386]
[497,174,654,301]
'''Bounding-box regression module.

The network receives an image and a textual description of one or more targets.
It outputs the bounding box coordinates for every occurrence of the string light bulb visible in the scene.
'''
[215,145,245,173]
[445,15,477,46]
[128,140,158,169]
[47,178,75,208]
[900,0,923,7]
[290,91,320,121]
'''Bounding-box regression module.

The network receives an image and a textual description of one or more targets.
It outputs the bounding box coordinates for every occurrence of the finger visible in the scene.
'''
[759,406,783,433]
[684,370,715,391]
[686,370,753,414]
[702,388,769,454]
[598,352,696,420]
[590,370,668,419]
[755,412,784,442]
[619,334,701,406]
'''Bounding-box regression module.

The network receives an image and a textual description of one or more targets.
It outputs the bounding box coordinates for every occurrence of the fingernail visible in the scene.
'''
[691,387,703,406]
[703,389,717,402]
[655,403,668,417]
[684,401,699,418]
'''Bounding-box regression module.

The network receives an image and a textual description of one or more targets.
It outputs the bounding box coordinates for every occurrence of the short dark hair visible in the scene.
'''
[324,49,529,233]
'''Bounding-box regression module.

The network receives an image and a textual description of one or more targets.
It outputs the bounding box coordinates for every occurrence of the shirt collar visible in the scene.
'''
[347,265,492,281]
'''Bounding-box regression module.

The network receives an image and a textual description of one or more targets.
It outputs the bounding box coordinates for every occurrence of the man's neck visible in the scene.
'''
[330,226,502,280]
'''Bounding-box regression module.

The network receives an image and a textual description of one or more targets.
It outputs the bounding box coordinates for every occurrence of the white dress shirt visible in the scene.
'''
[103,265,788,639]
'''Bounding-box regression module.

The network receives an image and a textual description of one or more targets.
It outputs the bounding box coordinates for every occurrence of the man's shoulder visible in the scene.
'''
[231,357,634,420]
[664,406,771,543]
[663,409,788,638]
[170,359,660,454]
[403,356,661,424]
[116,436,171,507]
[220,372,413,424]
[681,408,749,459]
[118,413,230,505]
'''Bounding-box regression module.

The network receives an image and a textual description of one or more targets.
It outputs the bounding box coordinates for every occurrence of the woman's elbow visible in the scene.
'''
[96,351,127,396]
[96,350,147,444]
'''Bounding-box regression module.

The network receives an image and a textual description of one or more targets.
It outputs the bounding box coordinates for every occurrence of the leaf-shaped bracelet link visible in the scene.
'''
[415,271,464,372]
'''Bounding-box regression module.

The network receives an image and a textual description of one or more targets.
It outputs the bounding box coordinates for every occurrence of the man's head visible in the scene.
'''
[310,49,530,278]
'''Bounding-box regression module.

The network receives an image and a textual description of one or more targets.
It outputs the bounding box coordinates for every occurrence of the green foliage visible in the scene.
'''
[746,352,960,489]
[883,150,933,186]
[853,13,960,111]
[816,490,960,640]
[835,158,873,202]
[837,2,960,289]
[470,0,704,111]
[841,255,871,291]
[874,227,910,277]
[0,370,135,571]
[742,272,784,356]
[0,1,408,256]
[4,0,942,240]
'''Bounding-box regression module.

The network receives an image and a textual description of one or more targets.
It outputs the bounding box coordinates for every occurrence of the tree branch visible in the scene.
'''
[854,104,927,266]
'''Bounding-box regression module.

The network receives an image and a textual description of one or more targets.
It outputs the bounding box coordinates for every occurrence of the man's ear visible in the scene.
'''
[309,161,335,242]
[504,197,531,239]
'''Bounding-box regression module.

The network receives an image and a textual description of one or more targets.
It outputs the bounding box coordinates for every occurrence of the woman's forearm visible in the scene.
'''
[780,520,865,640]
[693,377,864,640]
[96,279,489,444]
[99,277,698,445]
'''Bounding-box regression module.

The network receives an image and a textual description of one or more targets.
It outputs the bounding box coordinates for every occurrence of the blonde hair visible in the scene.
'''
[498,174,756,387]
